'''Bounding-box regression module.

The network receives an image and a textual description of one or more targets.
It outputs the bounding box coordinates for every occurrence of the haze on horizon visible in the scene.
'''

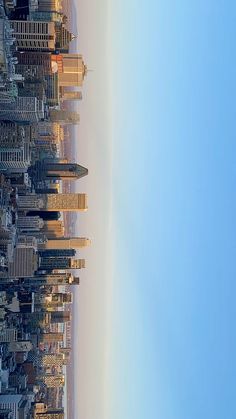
[68,1,236,419]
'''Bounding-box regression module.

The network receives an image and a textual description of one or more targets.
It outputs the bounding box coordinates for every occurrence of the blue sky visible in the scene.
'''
[74,1,236,418]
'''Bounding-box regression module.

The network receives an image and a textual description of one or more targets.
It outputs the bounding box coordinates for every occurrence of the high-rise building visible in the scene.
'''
[27,211,61,220]
[40,353,65,366]
[35,409,64,419]
[61,90,82,101]
[8,248,38,278]
[8,341,33,352]
[38,249,76,257]
[50,311,71,323]
[0,395,24,419]
[58,54,87,87]
[16,51,53,75]
[30,160,88,181]
[49,109,80,124]
[23,273,80,286]
[10,20,56,51]
[0,328,17,343]
[40,220,64,238]
[37,0,62,12]
[0,141,31,173]
[17,216,44,232]
[39,237,91,250]
[39,332,64,343]
[0,121,25,147]
[0,97,44,123]
[39,374,65,388]
[39,257,85,271]
[17,193,87,211]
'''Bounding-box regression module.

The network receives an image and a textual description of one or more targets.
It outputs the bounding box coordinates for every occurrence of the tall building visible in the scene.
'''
[35,409,64,419]
[49,109,80,124]
[0,141,31,173]
[27,211,61,220]
[40,353,65,367]
[17,193,87,211]
[38,249,76,257]
[61,90,82,101]
[0,328,17,343]
[0,97,44,123]
[17,216,44,232]
[10,20,56,51]
[39,374,65,388]
[23,273,80,286]
[30,160,88,181]
[0,121,25,147]
[39,237,91,250]
[39,332,64,343]
[37,0,62,12]
[8,247,38,278]
[50,311,71,323]
[0,395,24,419]
[58,54,87,87]
[39,257,85,271]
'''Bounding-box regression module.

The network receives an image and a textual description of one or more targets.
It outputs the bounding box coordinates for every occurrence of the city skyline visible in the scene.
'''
[72,1,236,419]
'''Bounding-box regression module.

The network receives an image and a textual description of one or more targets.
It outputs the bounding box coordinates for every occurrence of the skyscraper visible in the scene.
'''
[39,257,85,271]
[17,193,88,211]
[49,109,80,124]
[39,374,65,387]
[10,20,56,51]
[30,160,88,181]
[39,237,91,249]
[58,54,87,87]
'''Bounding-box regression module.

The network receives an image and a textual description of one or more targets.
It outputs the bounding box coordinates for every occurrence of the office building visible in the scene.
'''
[30,160,88,181]
[58,54,87,87]
[40,353,65,366]
[35,409,64,419]
[0,121,25,147]
[38,249,76,257]
[39,237,91,250]
[39,257,85,271]
[0,141,31,173]
[0,97,44,123]
[39,374,65,387]
[39,332,64,343]
[10,20,56,51]
[17,216,44,232]
[0,328,17,343]
[61,90,82,101]
[0,395,24,419]
[50,310,71,323]
[49,109,80,124]
[17,193,87,211]
[8,247,38,278]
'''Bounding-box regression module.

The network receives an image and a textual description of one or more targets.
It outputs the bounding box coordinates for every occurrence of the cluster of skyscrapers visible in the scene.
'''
[0,0,89,417]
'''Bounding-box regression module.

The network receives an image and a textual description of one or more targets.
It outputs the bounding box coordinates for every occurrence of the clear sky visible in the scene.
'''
[71,1,236,418]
